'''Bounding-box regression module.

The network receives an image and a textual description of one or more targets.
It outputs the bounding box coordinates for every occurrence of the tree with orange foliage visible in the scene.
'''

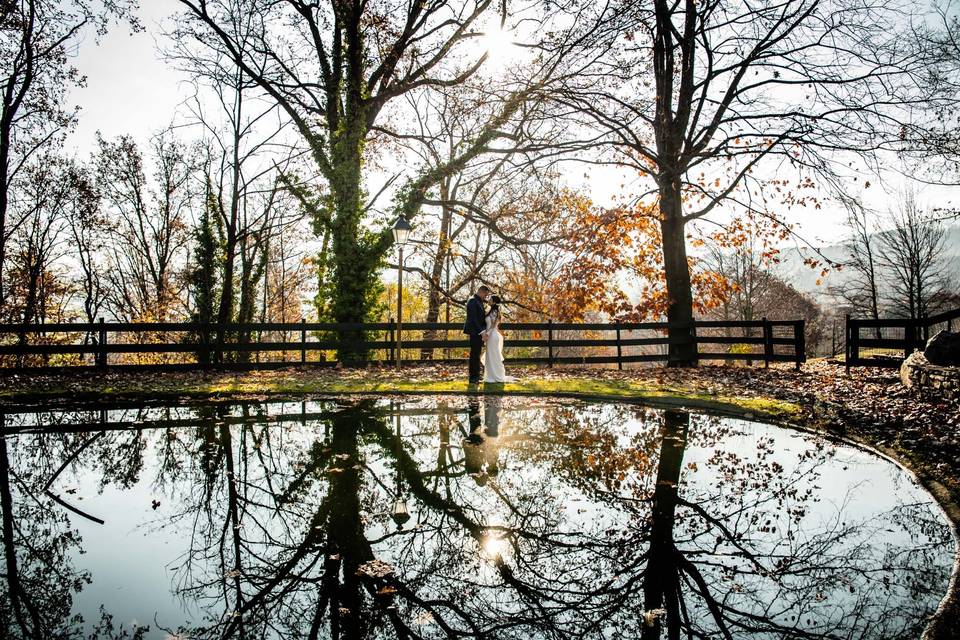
[496,195,737,324]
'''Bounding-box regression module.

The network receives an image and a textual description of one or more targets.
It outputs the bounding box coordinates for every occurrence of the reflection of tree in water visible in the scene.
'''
[0,398,953,639]
[0,411,148,639]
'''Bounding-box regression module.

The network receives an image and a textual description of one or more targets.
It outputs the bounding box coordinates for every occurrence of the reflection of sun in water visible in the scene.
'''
[481,533,509,560]
[481,25,515,64]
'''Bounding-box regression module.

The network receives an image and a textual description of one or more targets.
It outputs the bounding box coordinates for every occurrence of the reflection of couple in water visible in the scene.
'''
[463,396,501,485]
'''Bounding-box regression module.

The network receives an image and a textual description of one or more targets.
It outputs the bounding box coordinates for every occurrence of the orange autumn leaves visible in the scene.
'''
[499,190,773,322]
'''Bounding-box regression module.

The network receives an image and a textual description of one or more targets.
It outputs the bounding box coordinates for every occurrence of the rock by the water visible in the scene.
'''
[924,330,960,366]
[900,351,928,388]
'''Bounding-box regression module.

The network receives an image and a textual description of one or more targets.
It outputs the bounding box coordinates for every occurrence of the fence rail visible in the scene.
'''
[0,318,807,374]
[845,308,960,369]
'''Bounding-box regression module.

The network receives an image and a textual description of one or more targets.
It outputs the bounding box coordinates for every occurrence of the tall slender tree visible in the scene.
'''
[558,0,926,365]
[833,200,883,334]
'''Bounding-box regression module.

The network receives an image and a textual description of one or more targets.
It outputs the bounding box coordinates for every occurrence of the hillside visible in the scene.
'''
[775,224,960,304]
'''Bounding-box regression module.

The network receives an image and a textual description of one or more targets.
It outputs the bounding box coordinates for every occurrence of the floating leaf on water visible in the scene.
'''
[414,611,435,625]
[357,559,395,578]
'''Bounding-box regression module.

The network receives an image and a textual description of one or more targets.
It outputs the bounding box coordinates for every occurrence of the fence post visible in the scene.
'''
[762,317,772,368]
[14,329,24,371]
[615,319,623,370]
[794,320,805,371]
[845,314,854,374]
[547,319,554,367]
[903,320,913,359]
[301,318,307,364]
[201,322,211,369]
[388,317,395,364]
[690,320,699,364]
[98,318,107,370]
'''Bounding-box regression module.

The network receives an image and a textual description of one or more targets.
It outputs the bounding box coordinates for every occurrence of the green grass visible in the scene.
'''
[0,372,802,422]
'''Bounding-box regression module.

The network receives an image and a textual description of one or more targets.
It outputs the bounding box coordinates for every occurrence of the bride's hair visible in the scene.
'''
[486,295,502,318]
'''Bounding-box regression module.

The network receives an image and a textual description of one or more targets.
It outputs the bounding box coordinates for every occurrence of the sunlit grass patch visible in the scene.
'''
[0,369,803,422]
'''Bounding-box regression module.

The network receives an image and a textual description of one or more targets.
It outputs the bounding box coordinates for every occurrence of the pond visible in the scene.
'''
[0,395,953,639]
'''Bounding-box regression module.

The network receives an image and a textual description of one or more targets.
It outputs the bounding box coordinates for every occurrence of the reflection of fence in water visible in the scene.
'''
[0,400,491,434]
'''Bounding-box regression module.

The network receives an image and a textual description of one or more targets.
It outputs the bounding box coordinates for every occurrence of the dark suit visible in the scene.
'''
[463,295,486,382]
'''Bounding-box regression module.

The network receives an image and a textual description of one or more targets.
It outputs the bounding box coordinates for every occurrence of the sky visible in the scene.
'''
[67,0,187,154]
[65,0,960,252]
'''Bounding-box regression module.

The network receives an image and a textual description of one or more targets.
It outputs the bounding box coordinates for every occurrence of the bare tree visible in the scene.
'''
[63,164,105,327]
[170,21,298,341]
[832,201,883,332]
[876,191,952,319]
[556,0,926,365]
[904,0,960,195]
[3,155,82,328]
[95,132,197,322]
[0,0,137,310]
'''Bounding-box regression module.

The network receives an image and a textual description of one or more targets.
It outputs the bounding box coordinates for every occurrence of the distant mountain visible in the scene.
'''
[775,225,960,305]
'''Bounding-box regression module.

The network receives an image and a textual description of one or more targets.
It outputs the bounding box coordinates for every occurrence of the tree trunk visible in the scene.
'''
[235,242,254,363]
[329,114,372,363]
[659,183,698,366]
[642,410,689,639]
[327,406,374,636]
[421,198,452,360]
[216,232,236,363]
[0,434,43,634]
[0,142,8,311]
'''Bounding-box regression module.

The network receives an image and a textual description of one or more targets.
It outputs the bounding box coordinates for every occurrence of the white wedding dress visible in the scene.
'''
[483,310,515,383]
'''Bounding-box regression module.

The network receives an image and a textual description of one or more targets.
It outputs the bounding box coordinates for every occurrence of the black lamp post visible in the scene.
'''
[391,404,411,529]
[391,216,412,369]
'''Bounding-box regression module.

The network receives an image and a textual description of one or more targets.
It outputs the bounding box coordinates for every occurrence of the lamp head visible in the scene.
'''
[391,216,413,247]
[392,498,411,529]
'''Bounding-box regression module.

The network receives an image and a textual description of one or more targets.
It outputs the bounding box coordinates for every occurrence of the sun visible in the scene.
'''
[480,532,509,560]
[481,25,516,64]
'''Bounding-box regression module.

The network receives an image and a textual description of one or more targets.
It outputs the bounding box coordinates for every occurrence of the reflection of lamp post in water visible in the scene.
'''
[391,403,411,529]
[391,216,412,370]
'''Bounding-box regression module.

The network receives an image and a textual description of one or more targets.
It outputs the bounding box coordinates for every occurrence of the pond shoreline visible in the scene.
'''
[1,360,958,638]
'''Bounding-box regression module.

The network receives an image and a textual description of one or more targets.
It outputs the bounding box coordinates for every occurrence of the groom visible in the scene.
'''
[463,285,491,384]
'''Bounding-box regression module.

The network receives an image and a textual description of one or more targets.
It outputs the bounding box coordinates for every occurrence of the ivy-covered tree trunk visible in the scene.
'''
[235,237,265,363]
[321,8,385,364]
[327,97,375,361]
[215,230,237,363]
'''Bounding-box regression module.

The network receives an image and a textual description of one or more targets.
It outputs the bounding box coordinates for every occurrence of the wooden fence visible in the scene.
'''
[0,318,807,374]
[845,307,960,369]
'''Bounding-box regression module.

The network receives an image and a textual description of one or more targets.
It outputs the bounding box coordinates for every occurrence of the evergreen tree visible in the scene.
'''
[188,190,222,362]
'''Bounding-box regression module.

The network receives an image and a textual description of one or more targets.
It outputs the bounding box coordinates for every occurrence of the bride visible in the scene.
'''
[482,295,515,383]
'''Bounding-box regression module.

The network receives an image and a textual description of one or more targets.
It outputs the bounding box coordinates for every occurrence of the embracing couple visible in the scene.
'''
[463,285,515,384]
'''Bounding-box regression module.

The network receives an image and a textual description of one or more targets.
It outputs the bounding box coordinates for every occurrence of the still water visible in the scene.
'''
[0,396,953,639]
